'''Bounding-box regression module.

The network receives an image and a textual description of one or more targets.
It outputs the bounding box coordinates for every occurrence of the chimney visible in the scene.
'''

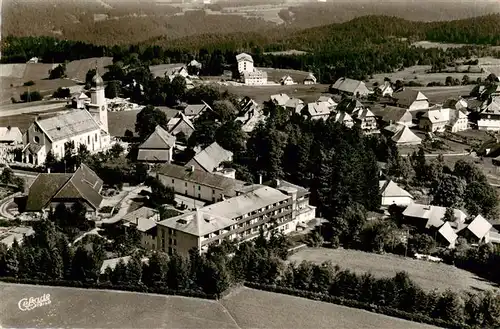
[259,174,262,185]
[190,165,195,172]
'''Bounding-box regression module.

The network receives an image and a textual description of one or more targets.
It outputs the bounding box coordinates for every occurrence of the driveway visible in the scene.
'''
[98,185,148,225]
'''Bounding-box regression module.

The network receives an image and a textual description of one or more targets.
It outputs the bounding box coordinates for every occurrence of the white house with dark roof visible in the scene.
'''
[352,108,378,131]
[185,142,233,174]
[280,75,295,85]
[379,180,414,207]
[376,82,394,97]
[156,184,314,256]
[330,77,371,97]
[137,125,176,163]
[478,98,500,131]
[419,107,468,132]
[22,70,110,166]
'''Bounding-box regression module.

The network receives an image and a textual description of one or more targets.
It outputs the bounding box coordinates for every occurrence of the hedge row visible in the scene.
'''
[0,277,218,300]
[243,282,469,329]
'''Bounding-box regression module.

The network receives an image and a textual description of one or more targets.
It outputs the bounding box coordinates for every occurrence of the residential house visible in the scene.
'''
[156,185,315,257]
[458,214,493,244]
[402,203,467,230]
[285,98,305,115]
[236,53,254,73]
[419,107,468,132]
[137,125,176,163]
[317,96,337,108]
[186,142,233,173]
[478,98,500,131]
[302,102,332,120]
[371,105,413,127]
[0,126,23,163]
[392,89,429,111]
[183,101,212,120]
[166,112,195,139]
[376,82,394,97]
[389,125,422,146]
[444,97,468,111]
[121,206,161,250]
[242,70,268,85]
[152,163,246,203]
[280,75,295,85]
[71,92,90,109]
[330,77,371,97]
[166,66,189,81]
[22,71,110,166]
[270,93,290,107]
[303,73,317,85]
[437,222,458,248]
[23,163,103,216]
[332,111,354,128]
[352,108,378,131]
[379,180,414,207]
[0,226,35,248]
[235,97,265,133]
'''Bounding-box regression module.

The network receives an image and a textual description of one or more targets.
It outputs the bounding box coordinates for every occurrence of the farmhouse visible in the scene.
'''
[458,214,493,244]
[121,206,160,250]
[285,98,305,114]
[379,180,413,207]
[22,71,110,166]
[166,112,195,139]
[303,102,332,120]
[152,163,245,203]
[185,142,233,173]
[392,89,429,111]
[332,111,354,128]
[156,185,315,257]
[183,101,212,120]
[478,98,500,131]
[376,82,394,97]
[0,127,23,163]
[303,73,317,85]
[352,108,378,131]
[23,164,103,216]
[280,75,295,85]
[403,203,467,230]
[419,107,468,132]
[330,77,371,97]
[137,125,176,163]
[392,125,422,146]
[270,93,291,107]
[371,105,413,127]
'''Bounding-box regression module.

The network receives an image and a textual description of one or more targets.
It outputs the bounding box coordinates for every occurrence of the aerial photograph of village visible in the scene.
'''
[1,0,500,328]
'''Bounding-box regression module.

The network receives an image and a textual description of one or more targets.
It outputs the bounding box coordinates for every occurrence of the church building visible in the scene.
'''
[23,70,111,166]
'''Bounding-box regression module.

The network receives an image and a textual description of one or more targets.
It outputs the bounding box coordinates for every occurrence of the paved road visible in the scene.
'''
[98,185,147,225]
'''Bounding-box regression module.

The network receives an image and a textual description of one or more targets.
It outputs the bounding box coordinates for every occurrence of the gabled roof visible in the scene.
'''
[280,75,293,82]
[285,98,304,109]
[371,105,412,124]
[236,53,254,63]
[466,214,492,239]
[391,126,422,145]
[379,180,413,198]
[306,102,332,117]
[317,96,337,107]
[73,92,89,100]
[331,77,367,94]
[187,142,233,172]
[403,203,467,229]
[139,125,176,150]
[483,98,500,114]
[438,222,458,245]
[422,108,451,123]
[154,163,245,192]
[270,93,290,106]
[0,127,22,143]
[332,111,353,124]
[184,101,211,117]
[25,163,103,212]
[304,73,316,82]
[353,108,375,120]
[35,110,101,142]
[377,82,393,93]
[122,206,159,232]
[167,112,195,133]
[393,89,429,107]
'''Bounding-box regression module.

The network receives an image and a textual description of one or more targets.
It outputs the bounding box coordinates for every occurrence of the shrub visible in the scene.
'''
[23,80,35,86]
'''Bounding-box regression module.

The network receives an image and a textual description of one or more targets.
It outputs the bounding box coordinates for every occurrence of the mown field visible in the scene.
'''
[0,283,439,329]
[288,247,498,293]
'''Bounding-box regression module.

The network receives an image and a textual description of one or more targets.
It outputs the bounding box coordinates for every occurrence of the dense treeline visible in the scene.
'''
[2,217,500,328]
[3,15,500,82]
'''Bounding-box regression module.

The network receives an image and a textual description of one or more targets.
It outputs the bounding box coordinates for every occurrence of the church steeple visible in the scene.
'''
[91,61,104,89]
[88,61,108,133]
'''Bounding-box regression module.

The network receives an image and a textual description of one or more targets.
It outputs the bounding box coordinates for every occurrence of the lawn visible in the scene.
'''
[108,110,140,137]
[257,67,313,84]
[221,83,330,104]
[0,283,439,329]
[288,247,497,293]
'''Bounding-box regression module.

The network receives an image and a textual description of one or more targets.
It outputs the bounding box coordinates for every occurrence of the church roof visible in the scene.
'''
[35,110,101,142]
